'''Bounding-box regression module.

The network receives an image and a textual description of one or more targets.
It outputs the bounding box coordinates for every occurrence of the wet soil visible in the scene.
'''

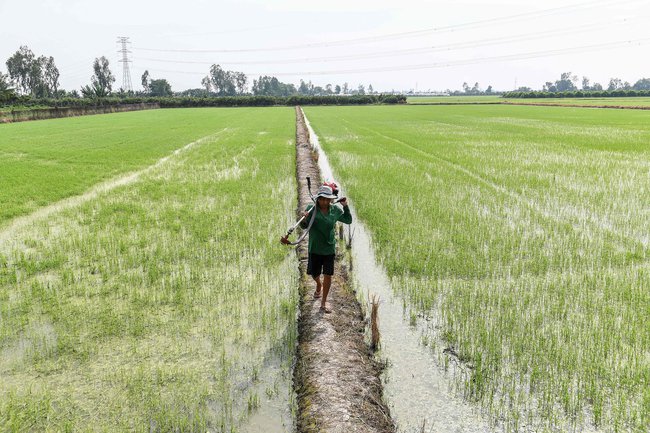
[292,107,394,433]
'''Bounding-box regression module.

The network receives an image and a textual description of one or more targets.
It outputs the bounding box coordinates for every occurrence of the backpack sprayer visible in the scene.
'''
[280,177,345,245]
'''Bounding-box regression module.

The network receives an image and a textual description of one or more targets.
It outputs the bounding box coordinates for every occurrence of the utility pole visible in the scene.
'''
[117,36,133,92]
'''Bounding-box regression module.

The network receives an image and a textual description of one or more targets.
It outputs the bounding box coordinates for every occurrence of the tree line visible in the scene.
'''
[504,72,650,98]
[1,45,380,104]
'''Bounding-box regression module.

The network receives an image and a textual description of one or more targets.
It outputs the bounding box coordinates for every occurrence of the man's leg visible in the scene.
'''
[313,275,322,297]
[308,253,322,298]
[321,274,332,310]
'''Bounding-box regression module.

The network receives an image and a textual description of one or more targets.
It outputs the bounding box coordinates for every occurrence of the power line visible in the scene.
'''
[132,15,639,67]
[144,37,649,78]
[134,0,639,54]
[158,24,284,38]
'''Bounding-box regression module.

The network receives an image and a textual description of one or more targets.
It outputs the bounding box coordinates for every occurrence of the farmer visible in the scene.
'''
[302,184,352,313]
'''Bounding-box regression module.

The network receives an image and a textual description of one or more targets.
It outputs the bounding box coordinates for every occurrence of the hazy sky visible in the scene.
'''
[1,0,648,93]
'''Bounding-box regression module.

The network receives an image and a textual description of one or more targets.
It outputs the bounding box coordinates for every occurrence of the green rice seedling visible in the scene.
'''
[0,108,258,224]
[0,107,298,432]
[304,104,650,432]
[500,96,650,107]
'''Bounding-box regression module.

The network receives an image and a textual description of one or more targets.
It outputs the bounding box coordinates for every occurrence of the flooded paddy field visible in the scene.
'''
[0,108,298,432]
[2,104,648,432]
[304,104,649,433]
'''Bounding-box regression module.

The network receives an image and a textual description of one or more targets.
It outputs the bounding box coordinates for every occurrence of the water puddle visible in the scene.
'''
[302,109,492,433]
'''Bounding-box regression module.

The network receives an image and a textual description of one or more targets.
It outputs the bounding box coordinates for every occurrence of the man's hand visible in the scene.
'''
[339,197,348,206]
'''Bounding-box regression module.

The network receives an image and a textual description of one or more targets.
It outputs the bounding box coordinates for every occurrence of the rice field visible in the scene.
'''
[407,96,502,104]
[303,105,650,432]
[0,109,254,224]
[2,103,648,432]
[0,108,298,431]
[501,97,650,107]
[408,95,650,107]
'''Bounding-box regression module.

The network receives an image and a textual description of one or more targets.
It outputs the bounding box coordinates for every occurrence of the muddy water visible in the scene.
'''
[302,112,334,183]
[302,109,492,433]
[350,220,492,433]
[238,352,294,433]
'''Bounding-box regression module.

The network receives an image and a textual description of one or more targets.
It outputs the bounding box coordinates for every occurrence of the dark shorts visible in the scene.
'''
[307,253,335,277]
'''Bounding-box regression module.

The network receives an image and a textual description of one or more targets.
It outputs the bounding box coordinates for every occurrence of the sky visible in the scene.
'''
[1,0,649,93]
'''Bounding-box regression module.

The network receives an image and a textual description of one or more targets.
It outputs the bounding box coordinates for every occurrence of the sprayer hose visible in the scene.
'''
[287,205,317,246]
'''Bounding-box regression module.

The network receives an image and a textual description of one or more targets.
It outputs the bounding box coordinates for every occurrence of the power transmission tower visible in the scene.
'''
[117,36,133,92]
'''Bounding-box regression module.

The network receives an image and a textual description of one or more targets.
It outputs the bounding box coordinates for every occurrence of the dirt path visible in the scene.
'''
[292,107,394,433]
[0,130,227,254]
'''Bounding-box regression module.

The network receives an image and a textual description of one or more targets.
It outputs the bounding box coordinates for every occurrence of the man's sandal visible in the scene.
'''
[313,290,322,299]
[319,305,332,314]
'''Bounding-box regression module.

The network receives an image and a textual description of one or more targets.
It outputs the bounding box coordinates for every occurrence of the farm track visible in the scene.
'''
[292,107,394,433]
[337,117,645,254]
[0,129,227,254]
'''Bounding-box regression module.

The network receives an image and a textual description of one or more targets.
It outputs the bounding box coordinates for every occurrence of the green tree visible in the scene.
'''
[368,84,374,94]
[342,82,349,94]
[607,77,624,91]
[234,71,247,95]
[298,79,310,95]
[208,64,237,96]
[252,75,296,96]
[141,70,150,92]
[542,81,556,92]
[554,72,577,92]
[80,82,109,99]
[582,76,591,91]
[334,84,341,94]
[91,56,115,95]
[5,46,58,97]
[149,78,172,96]
[357,84,365,95]
[0,71,17,102]
[6,46,36,95]
[43,56,59,97]
[633,78,650,90]
[201,76,212,93]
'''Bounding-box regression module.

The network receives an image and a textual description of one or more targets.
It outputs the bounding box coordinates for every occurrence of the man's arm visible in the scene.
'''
[337,199,352,224]
[300,204,314,228]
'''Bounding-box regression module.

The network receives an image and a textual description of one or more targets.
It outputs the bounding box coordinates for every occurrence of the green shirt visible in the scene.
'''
[302,203,352,255]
